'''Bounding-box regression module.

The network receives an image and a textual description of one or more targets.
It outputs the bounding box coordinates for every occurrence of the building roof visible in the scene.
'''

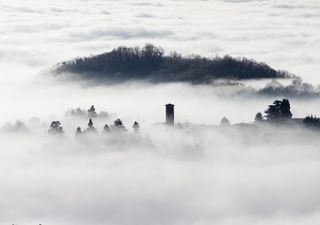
[165,103,174,107]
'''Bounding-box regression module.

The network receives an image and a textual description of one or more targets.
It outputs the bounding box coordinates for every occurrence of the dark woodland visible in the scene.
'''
[54,44,292,84]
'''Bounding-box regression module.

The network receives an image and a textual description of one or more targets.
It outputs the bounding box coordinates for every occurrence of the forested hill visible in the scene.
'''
[54,44,292,84]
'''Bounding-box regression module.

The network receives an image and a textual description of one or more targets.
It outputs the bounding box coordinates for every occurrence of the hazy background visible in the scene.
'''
[1,0,320,225]
[1,0,320,123]
[1,0,320,81]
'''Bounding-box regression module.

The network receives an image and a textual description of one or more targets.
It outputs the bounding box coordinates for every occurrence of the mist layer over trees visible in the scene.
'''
[1,72,320,225]
[54,44,292,84]
[53,44,320,98]
[2,0,320,224]
[2,116,320,225]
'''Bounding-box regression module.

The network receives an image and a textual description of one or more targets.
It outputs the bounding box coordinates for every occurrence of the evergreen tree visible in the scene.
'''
[86,119,97,133]
[220,117,230,126]
[280,99,292,119]
[113,118,126,131]
[75,126,82,135]
[303,115,320,128]
[265,100,281,121]
[255,112,263,122]
[48,121,64,134]
[103,124,110,133]
[133,121,140,132]
[264,99,292,122]
[88,105,97,118]
[88,119,94,128]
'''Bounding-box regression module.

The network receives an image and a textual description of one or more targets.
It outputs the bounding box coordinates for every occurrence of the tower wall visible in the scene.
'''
[166,104,174,125]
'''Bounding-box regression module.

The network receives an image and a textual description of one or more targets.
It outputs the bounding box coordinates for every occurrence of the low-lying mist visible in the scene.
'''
[2,0,320,223]
[1,70,320,225]
[2,121,320,225]
[51,43,320,99]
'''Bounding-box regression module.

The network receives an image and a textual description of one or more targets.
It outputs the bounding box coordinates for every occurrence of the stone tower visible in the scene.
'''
[165,103,174,125]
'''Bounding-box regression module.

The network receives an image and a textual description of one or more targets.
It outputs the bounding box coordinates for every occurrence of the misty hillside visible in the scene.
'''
[54,44,292,84]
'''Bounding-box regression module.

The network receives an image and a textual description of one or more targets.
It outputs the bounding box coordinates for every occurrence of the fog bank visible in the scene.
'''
[1,70,320,224]
[1,124,320,225]
[1,0,320,224]
[1,0,320,83]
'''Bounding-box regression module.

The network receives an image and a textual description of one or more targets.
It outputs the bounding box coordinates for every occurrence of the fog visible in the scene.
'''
[2,116,320,225]
[2,71,320,225]
[1,0,320,224]
[1,0,320,83]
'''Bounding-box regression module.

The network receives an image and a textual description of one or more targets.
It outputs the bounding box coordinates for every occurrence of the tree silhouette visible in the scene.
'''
[220,117,230,126]
[75,126,82,135]
[133,121,140,132]
[55,44,292,84]
[265,100,281,121]
[86,119,97,133]
[264,99,292,122]
[88,119,93,128]
[88,105,97,118]
[280,99,292,119]
[103,124,110,133]
[113,118,126,131]
[48,121,64,134]
[303,115,320,128]
[255,112,263,122]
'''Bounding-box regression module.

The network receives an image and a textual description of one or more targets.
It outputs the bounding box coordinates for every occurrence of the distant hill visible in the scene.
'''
[54,44,292,84]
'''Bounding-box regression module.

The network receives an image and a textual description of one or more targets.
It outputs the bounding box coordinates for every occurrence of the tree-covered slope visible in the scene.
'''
[54,44,292,83]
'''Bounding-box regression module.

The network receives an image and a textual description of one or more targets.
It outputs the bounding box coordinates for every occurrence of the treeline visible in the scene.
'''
[54,44,292,83]
[66,105,111,119]
[254,99,320,129]
[257,79,320,98]
[49,118,140,135]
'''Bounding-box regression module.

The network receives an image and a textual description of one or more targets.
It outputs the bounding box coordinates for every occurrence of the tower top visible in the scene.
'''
[166,103,174,107]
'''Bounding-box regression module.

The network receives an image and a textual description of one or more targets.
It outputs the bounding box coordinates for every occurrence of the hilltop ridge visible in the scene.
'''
[54,44,292,84]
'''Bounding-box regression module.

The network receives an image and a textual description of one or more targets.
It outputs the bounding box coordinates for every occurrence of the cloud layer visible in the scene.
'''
[0,0,320,82]
[1,1,320,225]
[1,124,320,225]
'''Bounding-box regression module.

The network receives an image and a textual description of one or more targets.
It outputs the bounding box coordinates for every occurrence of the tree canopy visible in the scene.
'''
[255,112,263,122]
[303,115,320,128]
[48,121,64,134]
[54,44,291,84]
[113,118,126,131]
[264,99,292,122]
[220,117,231,126]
